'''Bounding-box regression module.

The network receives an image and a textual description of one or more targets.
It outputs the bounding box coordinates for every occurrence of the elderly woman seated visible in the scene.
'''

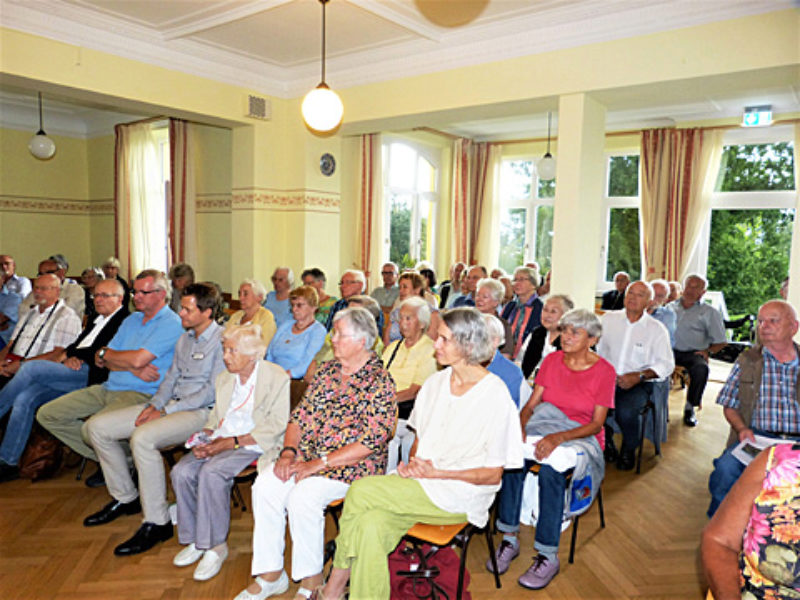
[488,308,614,590]
[235,307,396,600]
[384,271,441,346]
[265,286,326,379]
[382,296,437,471]
[475,277,514,358]
[314,307,523,600]
[519,294,574,383]
[226,279,277,347]
[170,324,289,582]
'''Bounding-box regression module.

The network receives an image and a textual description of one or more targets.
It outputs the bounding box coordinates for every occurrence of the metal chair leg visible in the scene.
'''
[569,512,580,564]
[484,527,501,589]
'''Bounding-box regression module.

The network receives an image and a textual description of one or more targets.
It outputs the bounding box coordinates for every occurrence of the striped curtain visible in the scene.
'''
[356,133,383,289]
[451,139,496,265]
[168,119,197,268]
[641,128,723,281]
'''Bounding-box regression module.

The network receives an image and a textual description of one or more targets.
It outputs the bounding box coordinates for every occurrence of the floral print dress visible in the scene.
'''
[741,443,800,599]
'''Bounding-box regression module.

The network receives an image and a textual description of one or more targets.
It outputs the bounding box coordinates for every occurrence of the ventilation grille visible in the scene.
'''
[246,95,271,120]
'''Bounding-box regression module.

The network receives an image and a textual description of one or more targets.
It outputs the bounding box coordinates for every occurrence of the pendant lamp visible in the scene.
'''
[29,92,56,160]
[536,112,556,181]
[302,0,343,133]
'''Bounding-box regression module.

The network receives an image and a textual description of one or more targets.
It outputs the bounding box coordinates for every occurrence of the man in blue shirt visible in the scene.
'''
[451,265,486,308]
[83,283,225,557]
[0,255,31,345]
[37,269,183,482]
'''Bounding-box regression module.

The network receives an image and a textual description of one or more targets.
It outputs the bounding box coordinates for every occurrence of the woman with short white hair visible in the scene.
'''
[226,279,277,347]
[475,277,514,358]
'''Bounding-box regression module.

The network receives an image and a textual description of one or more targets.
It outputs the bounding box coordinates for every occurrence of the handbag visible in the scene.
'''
[18,422,64,481]
[389,540,470,599]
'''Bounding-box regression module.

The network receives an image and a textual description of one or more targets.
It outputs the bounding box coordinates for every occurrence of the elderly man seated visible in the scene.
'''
[263,267,294,328]
[19,256,85,319]
[0,254,31,346]
[0,273,82,389]
[83,283,225,557]
[0,278,127,483]
[450,265,486,308]
[707,300,800,517]
[601,271,630,311]
[325,269,367,330]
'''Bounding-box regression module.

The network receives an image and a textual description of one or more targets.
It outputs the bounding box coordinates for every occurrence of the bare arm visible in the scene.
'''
[723,407,755,443]
[519,384,545,438]
[398,457,503,485]
[97,347,155,371]
[702,448,769,600]
[290,440,374,482]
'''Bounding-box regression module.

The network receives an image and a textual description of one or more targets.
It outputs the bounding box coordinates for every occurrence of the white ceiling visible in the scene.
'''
[1,0,797,140]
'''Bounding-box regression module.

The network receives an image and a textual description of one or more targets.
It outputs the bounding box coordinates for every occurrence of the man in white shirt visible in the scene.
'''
[598,281,674,470]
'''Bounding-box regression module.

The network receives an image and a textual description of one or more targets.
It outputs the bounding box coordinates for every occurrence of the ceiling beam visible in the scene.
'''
[347,0,443,42]
[161,0,294,41]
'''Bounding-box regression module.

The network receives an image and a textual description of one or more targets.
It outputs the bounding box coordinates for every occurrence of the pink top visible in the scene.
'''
[535,351,616,447]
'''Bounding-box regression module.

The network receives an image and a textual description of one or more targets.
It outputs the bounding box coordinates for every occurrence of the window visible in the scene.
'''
[705,135,795,317]
[603,154,641,282]
[498,160,554,274]
[383,141,438,268]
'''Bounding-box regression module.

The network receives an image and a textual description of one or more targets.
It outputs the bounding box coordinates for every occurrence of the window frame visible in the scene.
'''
[600,152,642,288]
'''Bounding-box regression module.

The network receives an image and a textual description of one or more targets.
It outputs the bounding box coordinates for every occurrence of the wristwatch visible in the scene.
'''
[320,454,329,467]
[639,371,647,382]
[98,347,108,360]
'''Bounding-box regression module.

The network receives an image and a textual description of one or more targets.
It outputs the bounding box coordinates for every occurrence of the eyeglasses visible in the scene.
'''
[380,271,395,276]
[132,289,161,296]
[94,293,120,299]
[38,269,58,275]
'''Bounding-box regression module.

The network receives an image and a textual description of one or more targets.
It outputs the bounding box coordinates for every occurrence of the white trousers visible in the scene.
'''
[251,463,350,581]
[386,419,415,473]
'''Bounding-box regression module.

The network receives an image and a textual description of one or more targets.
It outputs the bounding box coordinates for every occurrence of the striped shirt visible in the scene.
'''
[717,348,800,434]
[9,299,81,357]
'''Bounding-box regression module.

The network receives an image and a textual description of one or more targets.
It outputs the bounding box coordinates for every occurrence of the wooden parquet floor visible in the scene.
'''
[0,371,733,600]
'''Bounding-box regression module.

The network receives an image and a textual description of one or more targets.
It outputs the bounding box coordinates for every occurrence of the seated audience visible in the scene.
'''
[520,294,573,381]
[706,299,799,517]
[702,443,800,599]
[490,267,506,280]
[20,257,85,318]
[0,254,31,346]
[235,307,395,600]
[384,271,440,346]
[266,286,326,379]
[597,281,674,470]
[451,265,486,307]
[325,269,367,330]
[263,267,294,328]
[169,263,195,313]
[81,267,105,324]
[226,279,277,347]
[501,266,543,359]
[370,262,399,309]
[0,278,126,482]
[382,296,437,471]
[37,269,183,487]
[490,309,614,590]
[647,278,677,346]
[0,273,81,387]
[667,280,682,303]
[537,269,551,299]
[499,275,514,313]
[301,268,337,325]
[601,271,630,311]
[171,324,289,581]
[82,283,225,557]
[102,256,131,307]
[438,261,466,308]
[475,278,514,357]
[418,267,439,308]
[316,307,522,600]
[671,274,727,427]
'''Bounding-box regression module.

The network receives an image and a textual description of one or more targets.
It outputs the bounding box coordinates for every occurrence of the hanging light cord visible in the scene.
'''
[320,0,329,85]
[546,111,551,155]
[37,92,45,134]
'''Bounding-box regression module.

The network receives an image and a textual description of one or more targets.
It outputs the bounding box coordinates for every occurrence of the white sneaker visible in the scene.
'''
[233,571,290,600]
[173,543,204,567]
[193,544,228,581]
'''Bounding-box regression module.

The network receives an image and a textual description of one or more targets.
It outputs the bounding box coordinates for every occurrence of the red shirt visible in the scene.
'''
[535,351,616,447]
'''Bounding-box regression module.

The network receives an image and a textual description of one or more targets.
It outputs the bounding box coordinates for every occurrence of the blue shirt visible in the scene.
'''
[717,348,800,434]
[650,305,677,347]
[263,291,291,328]
[105,305,184,394]
[0,274,31,345]
[488,349,526,408]
[266,319,327,378]
[452,294,475,308]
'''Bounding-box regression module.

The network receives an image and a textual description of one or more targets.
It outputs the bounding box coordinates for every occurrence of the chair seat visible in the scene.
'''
[406,522,469,546]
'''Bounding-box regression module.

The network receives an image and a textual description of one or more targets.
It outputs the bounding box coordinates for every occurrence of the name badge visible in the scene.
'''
[192,352,205,360]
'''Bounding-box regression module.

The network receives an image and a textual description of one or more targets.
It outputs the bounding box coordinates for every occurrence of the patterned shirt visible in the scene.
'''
[291,353,396,483]
[717,348,800,434]
[9,299,81,357]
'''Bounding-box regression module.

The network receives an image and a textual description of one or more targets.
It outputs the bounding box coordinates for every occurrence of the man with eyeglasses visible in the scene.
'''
[325,269,367,331]
[0,278,127,483]
[38,269,183,487]
[370,262,399,309]
[0,255,31,346]
[19,257,85,319]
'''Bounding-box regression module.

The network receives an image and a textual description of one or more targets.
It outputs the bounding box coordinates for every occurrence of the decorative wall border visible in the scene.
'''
[196,193,232,213]
[231,189,340,213]
[0,194,95,215]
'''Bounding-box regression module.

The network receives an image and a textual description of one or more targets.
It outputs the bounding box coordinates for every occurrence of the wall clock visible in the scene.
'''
[320,153,336,176]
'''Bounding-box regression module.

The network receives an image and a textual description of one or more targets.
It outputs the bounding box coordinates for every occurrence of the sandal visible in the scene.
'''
[308,585,344,600]
[295,588,313,600]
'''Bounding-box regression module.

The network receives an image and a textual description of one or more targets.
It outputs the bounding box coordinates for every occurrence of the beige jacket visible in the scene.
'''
[204,359,290,472]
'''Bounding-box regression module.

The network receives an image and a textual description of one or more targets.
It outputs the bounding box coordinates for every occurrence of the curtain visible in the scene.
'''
[168,119,197,268]
[473,144,503,267]
[450,139,497,265]
[640,128,723,281]
[356,133,383,289]
[788,123,800,313]
[114,121,166,278]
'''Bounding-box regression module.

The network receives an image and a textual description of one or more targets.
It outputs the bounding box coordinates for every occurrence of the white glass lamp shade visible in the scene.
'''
[302,84,344,133]
[536,153,556,181]
[29,132,56,160]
